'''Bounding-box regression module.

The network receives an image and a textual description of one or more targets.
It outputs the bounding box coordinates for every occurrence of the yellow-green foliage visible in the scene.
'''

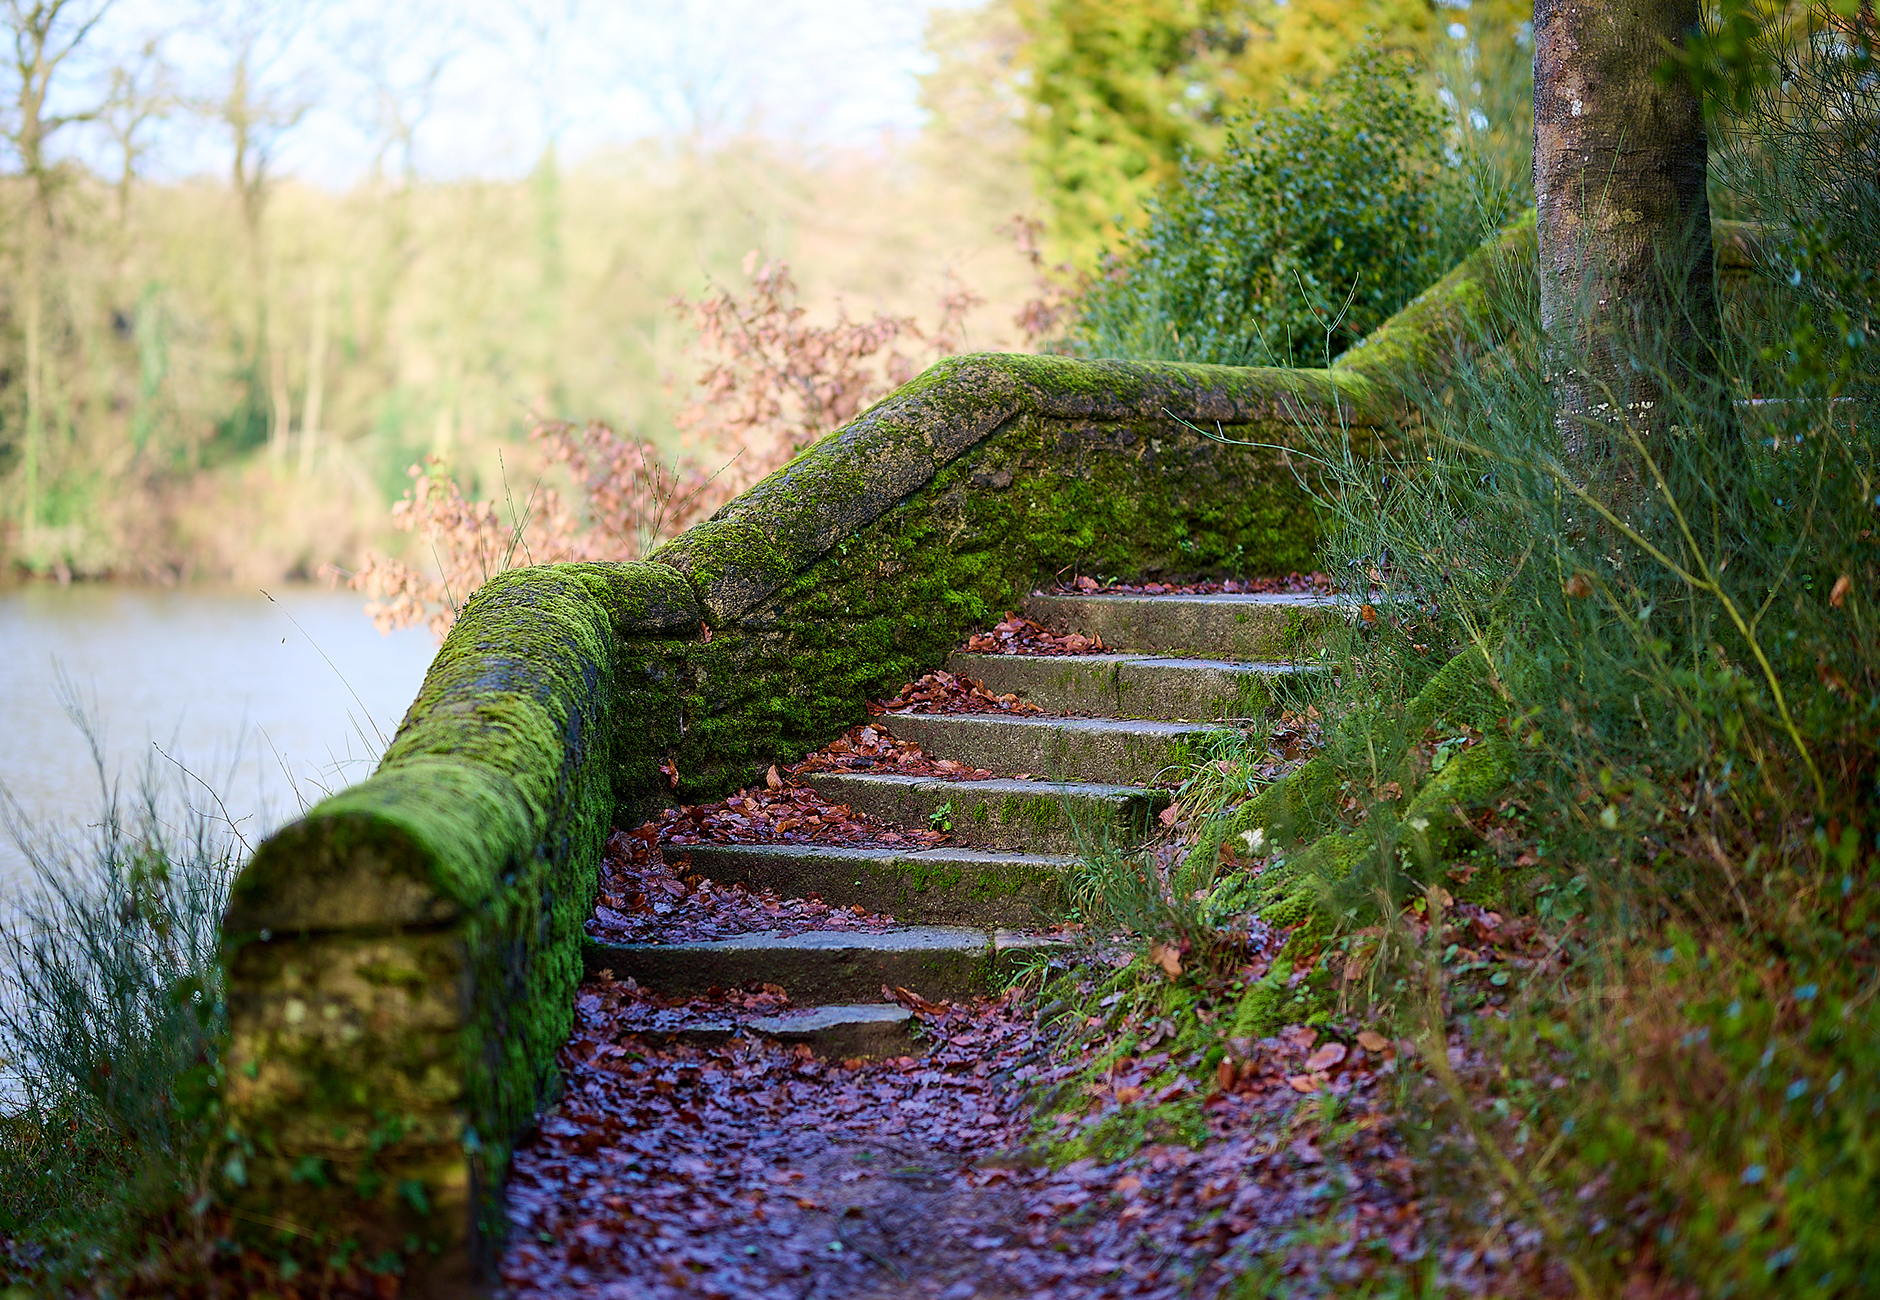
[999,0,1534,263]
[0,139,1038,583]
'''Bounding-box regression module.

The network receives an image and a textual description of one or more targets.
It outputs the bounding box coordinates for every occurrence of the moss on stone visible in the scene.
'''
[1332,211,1538,396]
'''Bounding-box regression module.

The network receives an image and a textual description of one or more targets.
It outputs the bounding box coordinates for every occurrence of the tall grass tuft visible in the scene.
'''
[0,696,240,1283]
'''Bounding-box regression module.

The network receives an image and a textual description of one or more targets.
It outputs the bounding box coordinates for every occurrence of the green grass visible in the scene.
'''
[0,703,238,1290]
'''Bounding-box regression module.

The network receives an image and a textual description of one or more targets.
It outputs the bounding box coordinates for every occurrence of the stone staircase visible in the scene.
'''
[584,588,1338,1057]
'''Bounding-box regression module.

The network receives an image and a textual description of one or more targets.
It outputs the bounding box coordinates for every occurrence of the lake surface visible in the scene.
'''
[0,585,437,899]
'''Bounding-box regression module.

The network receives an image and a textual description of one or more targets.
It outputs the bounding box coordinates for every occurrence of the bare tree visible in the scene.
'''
[189,0,308,462]
[99,35,168,227]
[3,0,112,532]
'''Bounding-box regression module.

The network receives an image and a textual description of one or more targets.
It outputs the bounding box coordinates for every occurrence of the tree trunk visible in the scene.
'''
[1533,0,1721,469]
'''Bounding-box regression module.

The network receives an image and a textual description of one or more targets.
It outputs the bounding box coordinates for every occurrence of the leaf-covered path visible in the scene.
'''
[500,977,1423,1299]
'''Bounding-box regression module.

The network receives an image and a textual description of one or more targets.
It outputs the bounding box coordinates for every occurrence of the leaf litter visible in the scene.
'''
[501,974,1432,1300]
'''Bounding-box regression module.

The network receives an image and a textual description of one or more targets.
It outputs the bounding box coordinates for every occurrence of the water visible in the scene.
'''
[0,585,436,898]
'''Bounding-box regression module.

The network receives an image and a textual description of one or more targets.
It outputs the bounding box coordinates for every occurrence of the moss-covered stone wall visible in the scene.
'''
[218,232,1531,1290]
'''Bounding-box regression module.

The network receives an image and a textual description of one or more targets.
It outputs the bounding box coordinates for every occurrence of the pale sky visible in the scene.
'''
[36,0,976,187]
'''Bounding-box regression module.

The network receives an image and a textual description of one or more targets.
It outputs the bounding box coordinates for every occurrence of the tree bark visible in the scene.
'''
[1533,0,1721,468]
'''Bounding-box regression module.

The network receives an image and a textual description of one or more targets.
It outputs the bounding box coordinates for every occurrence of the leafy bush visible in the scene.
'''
[1069,49,1496,367]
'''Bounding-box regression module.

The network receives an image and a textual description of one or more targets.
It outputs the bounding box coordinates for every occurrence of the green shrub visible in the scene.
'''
[1068,48,1499,367]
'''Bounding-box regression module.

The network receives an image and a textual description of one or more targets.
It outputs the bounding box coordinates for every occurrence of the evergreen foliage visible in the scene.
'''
[1068,50,1499,368]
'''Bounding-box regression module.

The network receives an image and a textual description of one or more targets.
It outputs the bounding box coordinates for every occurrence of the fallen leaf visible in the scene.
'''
[1287,1075,1318,1093]
[1076,574,1099,592]
[1303,1042,1347,1072]
[1356,1030,1390,1053]
[766,765,783,790]
[1216,1058,1238,1090]
[1564,572,1595,599]
[1830,573,1852,608]
[1158,803,1181,827]
[1359,603,1379,624]
[1149,942,1183,978]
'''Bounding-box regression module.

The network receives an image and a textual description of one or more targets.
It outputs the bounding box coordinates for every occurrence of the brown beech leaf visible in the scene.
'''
[1149,942,1183,978]
[1304,1042,1348,1072]
[1830,573,1852,608]
[1356,1029,1390,1053]
[765,764,783,790]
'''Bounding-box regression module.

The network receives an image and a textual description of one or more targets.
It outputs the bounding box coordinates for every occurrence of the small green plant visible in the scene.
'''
[0,699,240,1289]
[928,801,954,834]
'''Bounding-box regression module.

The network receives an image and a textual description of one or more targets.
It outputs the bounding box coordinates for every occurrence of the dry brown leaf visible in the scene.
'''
[1149,942,1183,979]
[1830,573,1852,608]
[765,765,783,790]
[1356,1029,1390,1053]
[1304,1042,1347,1072]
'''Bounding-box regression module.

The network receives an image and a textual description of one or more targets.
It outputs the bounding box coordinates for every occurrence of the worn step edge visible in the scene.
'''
[947,651,1320,721]
[584,926,1060,1003]
[799,771,1165,854]
[881,712,1235,786]
[644,1004,920,1060]
[1022,591,1342,660]
[663,840,1076,926]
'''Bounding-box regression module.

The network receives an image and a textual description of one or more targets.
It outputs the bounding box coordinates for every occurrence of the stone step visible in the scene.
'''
[949,651,1316,722]
[663,841,1075,927]
[645,1004,919,1060]
[880,712,1232,786]
[1022,592,1341,661]
[584,926,1057,1003]
[799,771,1164,854]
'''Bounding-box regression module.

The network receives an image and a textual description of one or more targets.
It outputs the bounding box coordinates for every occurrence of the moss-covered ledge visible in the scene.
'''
[655,353,1390,623]
[218,222,1532,1292]
[221,560,696,1292]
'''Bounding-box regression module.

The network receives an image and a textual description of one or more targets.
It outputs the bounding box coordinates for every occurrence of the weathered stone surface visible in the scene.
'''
[663,840,1075,926]
[586,926,1058,1002]
[799,772,1166,854]
[949,651,1316,721]
[652,1004,918,1059]
[881,713,1231,786]
[1021,592,1341,662]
